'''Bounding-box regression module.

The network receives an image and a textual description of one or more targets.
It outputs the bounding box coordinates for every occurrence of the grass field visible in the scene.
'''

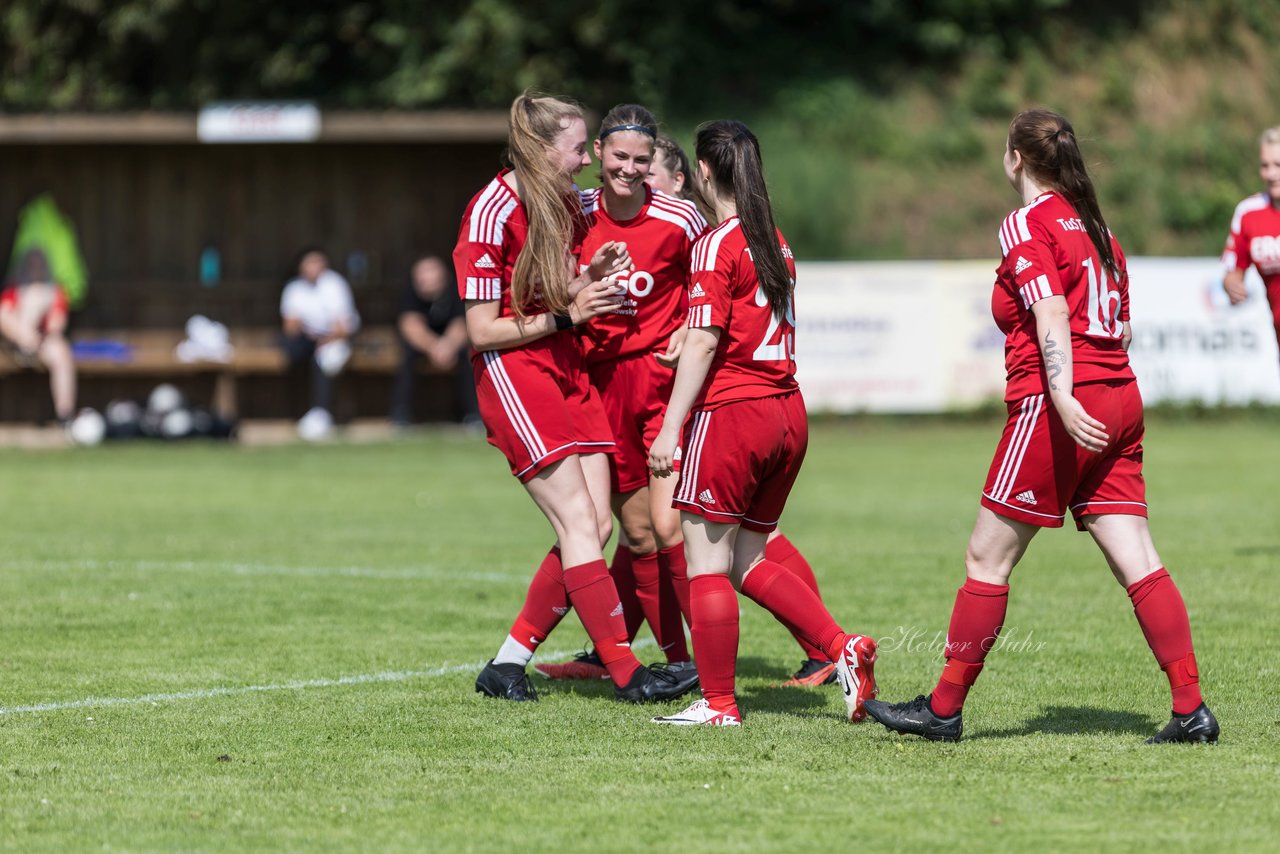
[1,417,1277,851]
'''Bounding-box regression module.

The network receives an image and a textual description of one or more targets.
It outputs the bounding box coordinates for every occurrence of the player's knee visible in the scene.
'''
[651,515,681,550]
[963,547,1013,585]
[596,514,615,549]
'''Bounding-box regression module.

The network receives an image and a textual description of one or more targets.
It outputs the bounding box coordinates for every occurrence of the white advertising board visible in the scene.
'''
[197,102,321,143]
[793,260,1005,412]
[1125,257,1280,404]
[794,258,1280,413]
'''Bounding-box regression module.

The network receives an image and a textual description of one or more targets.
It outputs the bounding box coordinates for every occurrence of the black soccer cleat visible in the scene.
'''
[863,694,963,742]
[614,663,701,704]
[475,660,538,702]
[1146,703,1219,744]
[785,657,838,687]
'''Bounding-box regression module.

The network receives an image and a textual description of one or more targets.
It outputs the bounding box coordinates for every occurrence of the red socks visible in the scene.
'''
[689,574,739,712]
[1127,568,1202,715]
[508,547,570,654]
[563,559,640,686]
[658,543,692,626]
[608,545,645,642]
[739,560,845,663]
[631,550,691,663]
[764,535,829,661]
[655,560,691,663]
[931,577,1009,717]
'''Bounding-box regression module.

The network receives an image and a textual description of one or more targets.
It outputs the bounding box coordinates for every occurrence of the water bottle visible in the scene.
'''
[200,246,221,287]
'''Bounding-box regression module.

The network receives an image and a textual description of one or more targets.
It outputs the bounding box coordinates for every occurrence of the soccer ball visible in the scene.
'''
[160,407,194,439]
[297,406,333,441]
[147,383,184,415]
[68,408,107,446]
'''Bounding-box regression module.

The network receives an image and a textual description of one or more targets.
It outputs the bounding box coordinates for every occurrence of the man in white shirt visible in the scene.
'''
[280,248,360,438]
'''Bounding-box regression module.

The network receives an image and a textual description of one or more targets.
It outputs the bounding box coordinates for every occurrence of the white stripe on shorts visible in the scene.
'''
[483,351,548,462]
[991,394,1043,501]
[677,411,711,504]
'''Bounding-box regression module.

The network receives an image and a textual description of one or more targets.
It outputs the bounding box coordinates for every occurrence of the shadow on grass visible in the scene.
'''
[1233,544,1280,556]
[534,655,831,718]
[736,655,797,682]
[977,704,1156,739]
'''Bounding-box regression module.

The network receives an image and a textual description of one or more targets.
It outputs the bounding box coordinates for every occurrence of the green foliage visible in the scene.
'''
[2,0,1278,258]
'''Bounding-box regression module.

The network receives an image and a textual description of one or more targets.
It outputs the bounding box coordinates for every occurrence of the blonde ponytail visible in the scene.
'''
[508,91,586,316]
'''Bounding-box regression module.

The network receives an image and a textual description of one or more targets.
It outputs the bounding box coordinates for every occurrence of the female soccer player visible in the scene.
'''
[537,124,840,687]
[647,133,842,688]
[647,120,878,726]
[565,106,705,676]
[1222,127,1280,357]
[453,91,699,705]
[863,109,1218,744]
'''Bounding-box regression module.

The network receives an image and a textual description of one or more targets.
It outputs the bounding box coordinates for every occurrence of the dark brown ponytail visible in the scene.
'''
[695,120,791,319]
[1009,109,1119,282]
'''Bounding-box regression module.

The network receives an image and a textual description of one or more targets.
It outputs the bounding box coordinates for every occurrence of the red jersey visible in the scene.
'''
[577,186,707,364]
[452,169,585,319]
[686,217,798,408]
[993,191,1134,401]
[1222,192,1280,287]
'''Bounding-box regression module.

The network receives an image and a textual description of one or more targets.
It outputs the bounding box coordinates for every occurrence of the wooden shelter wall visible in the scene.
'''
[0,141,505,328]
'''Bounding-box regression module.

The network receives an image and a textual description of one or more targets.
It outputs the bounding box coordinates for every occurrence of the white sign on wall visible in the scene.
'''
[1125,257,1280,405]
[197,102,321,143]
[793,260,1005,413]
[793,259,1280,413]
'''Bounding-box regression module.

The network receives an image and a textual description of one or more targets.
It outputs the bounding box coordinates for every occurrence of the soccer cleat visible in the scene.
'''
[533,648,609,681]
[614,663,701,703]
[653,660,698,678]
[783,657,837,687]
[863,694,962,742]
[652,698,741,726]
[474,660,538,702]
[833,634,878,722]
[1146,703,1219,744]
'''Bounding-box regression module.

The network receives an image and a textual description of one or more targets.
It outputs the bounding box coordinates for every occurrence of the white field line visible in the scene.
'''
[0,640,653,717]
[7,558,530,584]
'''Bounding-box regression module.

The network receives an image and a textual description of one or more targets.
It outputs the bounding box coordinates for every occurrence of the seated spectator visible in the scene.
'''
[280,248,360,439]
[0,248,76,424]
[390,255,479,427]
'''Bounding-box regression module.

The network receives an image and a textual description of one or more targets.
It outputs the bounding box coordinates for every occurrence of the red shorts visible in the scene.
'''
[473,336,615,482]
[674,391,807,533]
[981,380,1147,530]
[589,353,675,493]
[0,285,69,332]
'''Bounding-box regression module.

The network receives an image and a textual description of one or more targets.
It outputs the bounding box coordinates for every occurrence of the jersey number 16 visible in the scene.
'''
[1082,256,1122,339]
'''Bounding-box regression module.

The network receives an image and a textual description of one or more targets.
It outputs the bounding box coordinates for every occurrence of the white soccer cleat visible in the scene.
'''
[834,634,879,722]
[652,698,741,726]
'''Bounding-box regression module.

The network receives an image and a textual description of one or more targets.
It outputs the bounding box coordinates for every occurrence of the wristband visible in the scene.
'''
[553,313,574,331]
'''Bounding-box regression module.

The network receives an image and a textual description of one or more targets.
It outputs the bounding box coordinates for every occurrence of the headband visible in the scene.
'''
[600,123,656,140]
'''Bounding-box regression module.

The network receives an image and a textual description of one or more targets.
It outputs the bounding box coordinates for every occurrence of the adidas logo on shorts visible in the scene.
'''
[690,282,706,299]
[1015,489,1038,505]
[673,446,682,461]
[475,253,498,269]
[698,488,716,505]
[1014,256,1032,275]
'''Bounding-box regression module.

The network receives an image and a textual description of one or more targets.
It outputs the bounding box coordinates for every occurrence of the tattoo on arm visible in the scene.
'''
[1043,330,1067,391]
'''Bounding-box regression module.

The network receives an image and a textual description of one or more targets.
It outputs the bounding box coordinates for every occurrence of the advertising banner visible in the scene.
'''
[794,259,1280,412]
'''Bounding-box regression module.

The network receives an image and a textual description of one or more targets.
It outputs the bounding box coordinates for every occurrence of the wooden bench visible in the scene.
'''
[0,326,451,421]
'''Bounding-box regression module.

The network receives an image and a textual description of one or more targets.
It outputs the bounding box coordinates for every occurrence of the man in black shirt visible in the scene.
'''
[390,255,478,426]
